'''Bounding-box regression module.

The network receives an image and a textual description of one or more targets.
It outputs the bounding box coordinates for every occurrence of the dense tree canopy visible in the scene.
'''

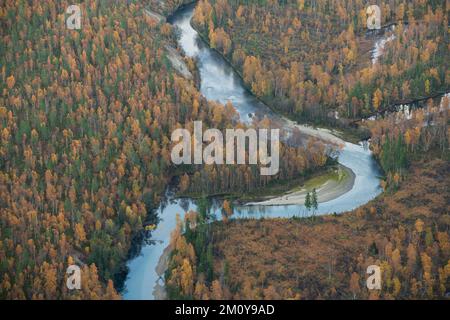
[165,0,449,300]
[193,0,448,125]
[0,0,329,299]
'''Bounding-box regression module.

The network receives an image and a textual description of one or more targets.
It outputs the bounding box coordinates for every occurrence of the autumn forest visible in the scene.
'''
[0,0,449,302]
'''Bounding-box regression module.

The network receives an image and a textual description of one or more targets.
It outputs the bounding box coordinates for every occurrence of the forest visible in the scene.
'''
[164,0,449,300]
[166,98,450,299]
[0,0,201,299]
[0,0,329,299]
[192,0,448,126]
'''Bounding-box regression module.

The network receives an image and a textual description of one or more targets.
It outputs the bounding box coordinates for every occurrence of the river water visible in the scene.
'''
[123,3,382,300]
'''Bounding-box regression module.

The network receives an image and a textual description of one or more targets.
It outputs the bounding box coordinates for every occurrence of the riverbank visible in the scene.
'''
[189,19,372,144]
[176,162,356,207]
[246,164,355,206]
[123,3,382,300]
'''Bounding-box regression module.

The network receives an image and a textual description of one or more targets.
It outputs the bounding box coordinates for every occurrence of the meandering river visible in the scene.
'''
[123,3,382,300]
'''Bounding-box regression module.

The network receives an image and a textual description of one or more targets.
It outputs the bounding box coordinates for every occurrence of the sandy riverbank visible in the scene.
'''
[246,164,355,206]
